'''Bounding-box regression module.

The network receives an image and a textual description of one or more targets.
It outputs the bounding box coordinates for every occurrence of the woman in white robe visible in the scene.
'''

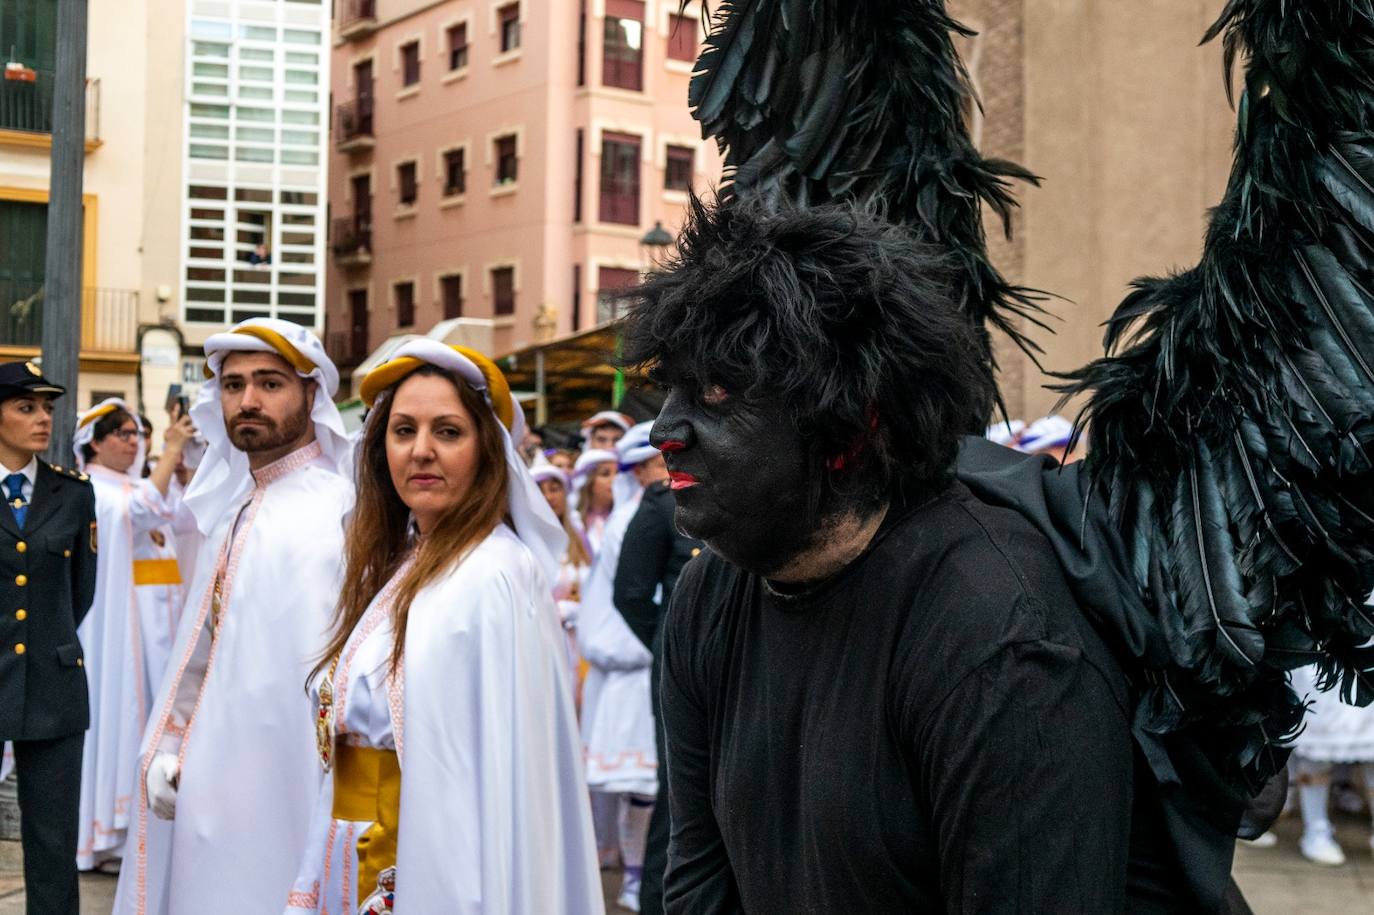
[73,399,153,870]
[284,340,602,915]
[531,455,592,694]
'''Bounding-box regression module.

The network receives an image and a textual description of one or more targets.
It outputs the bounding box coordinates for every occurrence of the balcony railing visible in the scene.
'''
[0,282,138,353]
[339,0,379,39]
[0,70,101,144]
[335,93,375,151]
[82,287,138,352]
[331,217,373,267]
[326,329,369,367]
[0,67,54,134]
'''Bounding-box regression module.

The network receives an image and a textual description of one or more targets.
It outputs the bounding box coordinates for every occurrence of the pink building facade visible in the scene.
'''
[325,0,719,377]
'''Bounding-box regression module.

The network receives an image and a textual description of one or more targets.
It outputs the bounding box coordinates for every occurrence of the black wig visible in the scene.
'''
[620,194,992,505]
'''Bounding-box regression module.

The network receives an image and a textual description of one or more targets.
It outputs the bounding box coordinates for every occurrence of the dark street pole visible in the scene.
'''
[41,0,89,462]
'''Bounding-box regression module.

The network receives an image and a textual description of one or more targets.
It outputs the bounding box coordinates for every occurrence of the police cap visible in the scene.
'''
[0,361,66,402]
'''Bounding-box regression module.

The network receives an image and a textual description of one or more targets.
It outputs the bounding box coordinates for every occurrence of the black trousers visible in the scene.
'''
[13,733,82,915]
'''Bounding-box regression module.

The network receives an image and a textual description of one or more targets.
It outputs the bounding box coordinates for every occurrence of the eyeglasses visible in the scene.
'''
[110,428,140,442]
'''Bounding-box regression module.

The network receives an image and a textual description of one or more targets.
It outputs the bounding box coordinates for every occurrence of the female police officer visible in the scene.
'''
[0,360,97,914]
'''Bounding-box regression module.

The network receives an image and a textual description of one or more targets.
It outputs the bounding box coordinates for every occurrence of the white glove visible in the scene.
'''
[146,751,180,820]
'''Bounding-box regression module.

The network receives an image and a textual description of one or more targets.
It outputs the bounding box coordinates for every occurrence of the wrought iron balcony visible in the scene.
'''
[331,217,373,267]
[326,329,369,367]
[339,0,379,41]
[0,70,101,147]
[335,94,375,152]
[0,283,138,353]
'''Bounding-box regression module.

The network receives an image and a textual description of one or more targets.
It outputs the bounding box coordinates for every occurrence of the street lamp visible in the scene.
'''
[639,221,674,271]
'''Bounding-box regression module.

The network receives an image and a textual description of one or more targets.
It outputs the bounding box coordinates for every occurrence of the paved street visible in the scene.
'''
[0,811,1368,913]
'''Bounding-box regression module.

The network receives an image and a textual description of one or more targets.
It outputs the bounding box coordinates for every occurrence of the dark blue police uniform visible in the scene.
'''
[0,362,97,914]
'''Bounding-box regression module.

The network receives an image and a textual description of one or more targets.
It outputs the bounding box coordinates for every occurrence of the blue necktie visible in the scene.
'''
[4,474,26,529]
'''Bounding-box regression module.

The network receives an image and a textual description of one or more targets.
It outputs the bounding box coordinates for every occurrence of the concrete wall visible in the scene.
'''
[140,0,189,331]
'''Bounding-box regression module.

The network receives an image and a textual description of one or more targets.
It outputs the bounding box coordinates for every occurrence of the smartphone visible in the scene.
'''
[165,383,189,420]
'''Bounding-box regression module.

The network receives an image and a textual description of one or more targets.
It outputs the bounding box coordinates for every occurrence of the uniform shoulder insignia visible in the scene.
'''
[42,461,91,482]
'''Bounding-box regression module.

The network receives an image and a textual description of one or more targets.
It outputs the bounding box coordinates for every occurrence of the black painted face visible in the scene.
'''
[650,373,820,577]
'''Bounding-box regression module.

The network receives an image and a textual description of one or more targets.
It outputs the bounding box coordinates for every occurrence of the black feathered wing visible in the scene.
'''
[685,0,1045,426]
[1057,0,1374,792]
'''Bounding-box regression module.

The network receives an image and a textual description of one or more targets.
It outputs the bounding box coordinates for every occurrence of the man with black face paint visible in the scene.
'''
[620,198,1180,914]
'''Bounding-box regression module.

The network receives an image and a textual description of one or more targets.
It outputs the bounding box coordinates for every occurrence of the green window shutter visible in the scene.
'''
[0,0,59,72]
[0,199,48,346]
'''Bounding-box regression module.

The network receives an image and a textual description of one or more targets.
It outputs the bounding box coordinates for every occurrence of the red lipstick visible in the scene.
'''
[668,471,698,491]
[658,439,687,453]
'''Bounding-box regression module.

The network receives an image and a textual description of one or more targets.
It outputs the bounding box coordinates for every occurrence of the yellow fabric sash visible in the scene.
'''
[332,743,401,903]
[132,558,182,586]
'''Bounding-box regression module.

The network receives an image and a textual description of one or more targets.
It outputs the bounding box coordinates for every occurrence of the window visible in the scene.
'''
[348,288,369,362]
[400,40,421,87]
[666,13,697,62]
[596,267,639,324]
[0,0,57,133]
[398,161,418,205]
[447,23,469,70]
[444,148,467,196]
[574,128,584,222]
[395,281,415,327]
[441,274,463,319]
[572,264,581,331]
[599,132,641,225]
[603,1,644,91]
[495,135,518,185]
[577,0,587,86]
[492,266,515,316]
[498,4,520,53]
[665,145,694,192]
[0,201,47,346]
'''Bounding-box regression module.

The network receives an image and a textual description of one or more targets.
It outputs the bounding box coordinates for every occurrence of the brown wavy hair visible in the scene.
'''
[312,366,510,681]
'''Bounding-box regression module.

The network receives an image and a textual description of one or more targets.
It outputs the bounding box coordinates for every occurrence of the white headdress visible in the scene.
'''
[183,318,351,533]
[1017,414,1075,454]
[73,397,145,478]
[984,418,1026,448]
[612,420,658,506]
[529,452,570,489]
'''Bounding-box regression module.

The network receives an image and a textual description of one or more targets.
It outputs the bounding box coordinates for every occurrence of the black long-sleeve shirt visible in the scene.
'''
[660,481,1141,914]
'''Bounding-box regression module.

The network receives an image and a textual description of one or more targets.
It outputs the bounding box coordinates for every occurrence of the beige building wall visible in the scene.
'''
[0,0,171,411]
[953,0,1237,423]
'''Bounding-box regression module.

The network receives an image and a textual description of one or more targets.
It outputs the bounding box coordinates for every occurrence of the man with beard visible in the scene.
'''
[622,199,1155,913]
[114,318,354,915]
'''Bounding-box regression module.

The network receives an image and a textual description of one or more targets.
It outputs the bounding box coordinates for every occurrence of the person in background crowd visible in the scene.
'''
[284,339,601,914]
[612,467,701,915]
[129,415,190,721]
[247,243,272,266]
[519,425,544,464]
[582,411,633,452]
[573,449,618,554]
[1287,665,1374,865]
[548,448,577,475]
[1017,414,1080,463]
[0,361,97,915]
[114,318,354,915]
[72,399,152,872]
[578,423,665,912]
[532,453,593,699]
